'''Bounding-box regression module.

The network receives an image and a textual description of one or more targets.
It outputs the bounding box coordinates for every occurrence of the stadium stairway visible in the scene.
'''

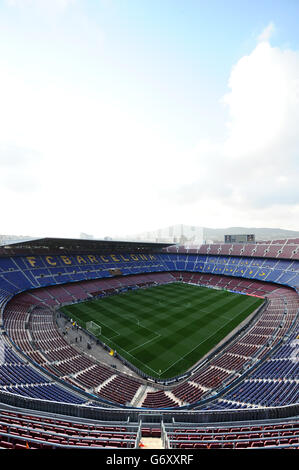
[164,391,184,407]
[94,375,118,393]
[139,437,163,449]
[130,385,148,407]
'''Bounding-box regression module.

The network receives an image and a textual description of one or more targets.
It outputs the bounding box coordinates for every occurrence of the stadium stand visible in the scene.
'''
[0,237,298,449]
[0,407,139,449]
[163,419,299,449]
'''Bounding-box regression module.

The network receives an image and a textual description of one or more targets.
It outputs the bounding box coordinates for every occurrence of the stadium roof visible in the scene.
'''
[0,237,173,256]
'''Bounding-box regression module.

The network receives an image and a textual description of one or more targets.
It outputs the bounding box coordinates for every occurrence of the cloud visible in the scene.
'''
[5,0,75,8]
[160,26,299,229]
[0,16,298,236]
[0,144,43,193]
[258,22,275,43]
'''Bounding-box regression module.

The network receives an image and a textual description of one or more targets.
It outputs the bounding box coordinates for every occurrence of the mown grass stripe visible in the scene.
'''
[61,282,263,378]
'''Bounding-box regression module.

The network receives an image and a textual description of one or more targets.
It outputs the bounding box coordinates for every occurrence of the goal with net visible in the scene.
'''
[86,321,102,337]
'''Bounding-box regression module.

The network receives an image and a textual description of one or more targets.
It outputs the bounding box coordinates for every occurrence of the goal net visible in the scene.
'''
[86,321,102,337]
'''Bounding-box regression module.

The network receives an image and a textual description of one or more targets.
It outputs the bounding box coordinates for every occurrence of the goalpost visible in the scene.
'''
[86,321,102,337]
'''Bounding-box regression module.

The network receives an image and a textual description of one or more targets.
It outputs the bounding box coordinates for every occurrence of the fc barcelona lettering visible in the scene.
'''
[25,253,156,268]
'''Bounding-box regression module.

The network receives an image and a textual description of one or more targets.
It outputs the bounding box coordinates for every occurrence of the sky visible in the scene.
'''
[1,0,299,239]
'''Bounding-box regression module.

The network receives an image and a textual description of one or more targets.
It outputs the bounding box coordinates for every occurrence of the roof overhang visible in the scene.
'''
[0,237,173,256]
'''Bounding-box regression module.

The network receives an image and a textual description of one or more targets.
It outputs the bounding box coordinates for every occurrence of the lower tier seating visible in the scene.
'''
[164,419,299,449]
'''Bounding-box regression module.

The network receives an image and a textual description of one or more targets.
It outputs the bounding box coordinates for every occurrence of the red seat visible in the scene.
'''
[264,440,277,447]
[142,428,151,437]
[251,441,264,448]
[0,441,14,449]
[151,428,161,437]
[179,443,193,449]
[235,441,250,449]
[223,443,234,449]
[14,443,29,449]
[209,443,221,449]
[194,443,208,448]
[48,439,61,444]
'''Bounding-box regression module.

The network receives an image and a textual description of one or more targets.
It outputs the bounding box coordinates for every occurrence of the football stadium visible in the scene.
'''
[0,236,298,451]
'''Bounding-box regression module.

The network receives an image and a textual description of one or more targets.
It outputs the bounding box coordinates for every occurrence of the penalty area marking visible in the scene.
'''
[92,318,163,376]
[89,318,120,341]
[128,331,161,354]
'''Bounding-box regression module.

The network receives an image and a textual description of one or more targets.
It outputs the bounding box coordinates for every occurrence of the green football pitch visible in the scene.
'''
[61,282,264,379]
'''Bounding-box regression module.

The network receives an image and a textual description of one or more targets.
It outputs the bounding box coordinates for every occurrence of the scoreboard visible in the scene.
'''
[224,234,255,243]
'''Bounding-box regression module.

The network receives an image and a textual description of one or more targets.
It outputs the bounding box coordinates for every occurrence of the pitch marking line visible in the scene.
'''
[160,307,251,376]
[221,301,256,321]
[107,344,162,376]
[109,333,121,340]
[128,332,161,354]
[90,318,120,340]
[122,300,256,377]
[95,321,162,376]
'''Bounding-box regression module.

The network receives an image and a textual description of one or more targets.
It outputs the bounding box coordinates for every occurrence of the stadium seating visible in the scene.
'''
[1,251,299,409]
[0,407,139,449]
[163,420,299,449]
[0,239,298,449]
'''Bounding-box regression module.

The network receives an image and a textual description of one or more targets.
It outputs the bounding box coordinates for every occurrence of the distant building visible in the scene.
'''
[80,233,94,240]
[0,234,32,246]
[124,224,204,245]
[224,234,255,244]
